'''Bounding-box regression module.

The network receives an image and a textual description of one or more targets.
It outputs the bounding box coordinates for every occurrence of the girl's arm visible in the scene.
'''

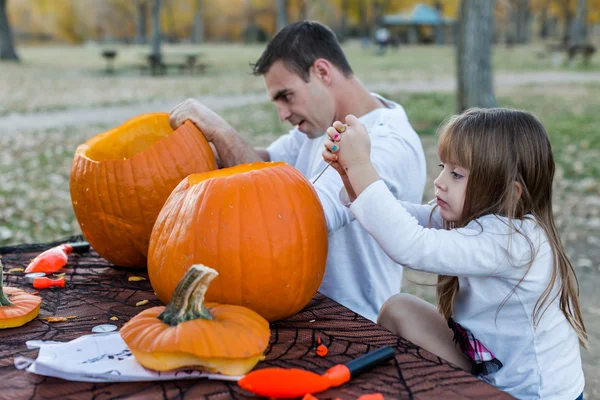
[350,180,510,277]
[323,116,511,278]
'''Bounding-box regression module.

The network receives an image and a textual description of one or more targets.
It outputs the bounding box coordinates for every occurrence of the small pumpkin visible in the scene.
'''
[120,264,270,375]
[0,260,42,329]
[148,162,328,322]
[70,113,217,267]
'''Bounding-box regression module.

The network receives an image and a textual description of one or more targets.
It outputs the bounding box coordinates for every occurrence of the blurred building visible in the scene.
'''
[381,3,456,45]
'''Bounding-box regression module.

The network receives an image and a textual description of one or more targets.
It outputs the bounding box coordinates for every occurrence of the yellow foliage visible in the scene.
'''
[6,0,599,43]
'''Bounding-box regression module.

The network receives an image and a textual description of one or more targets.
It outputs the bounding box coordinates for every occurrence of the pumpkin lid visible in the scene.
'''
[188,161,287,186]
[77,113,177,162]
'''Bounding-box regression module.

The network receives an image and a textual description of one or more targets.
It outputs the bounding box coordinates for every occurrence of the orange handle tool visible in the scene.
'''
[33,276,66,289]
[238,346,395,398]
[25,242,89,274]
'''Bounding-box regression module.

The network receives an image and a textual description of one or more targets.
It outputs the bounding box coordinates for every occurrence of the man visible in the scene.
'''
[170,21,426,322]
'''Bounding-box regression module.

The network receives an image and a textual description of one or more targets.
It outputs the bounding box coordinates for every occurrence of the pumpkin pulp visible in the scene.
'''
[124,265,268,375]
[0,261,42,329]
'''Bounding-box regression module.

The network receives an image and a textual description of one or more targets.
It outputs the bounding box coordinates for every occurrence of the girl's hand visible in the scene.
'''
[323,115,380,199]
[323,115,372,172]
[322,122,345,177]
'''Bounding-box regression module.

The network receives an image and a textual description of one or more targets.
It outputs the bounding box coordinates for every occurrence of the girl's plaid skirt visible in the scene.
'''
[448,318,503,376]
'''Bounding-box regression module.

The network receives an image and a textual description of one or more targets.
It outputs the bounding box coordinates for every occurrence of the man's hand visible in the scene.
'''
[170,98,267,168]
[169,98,234,142]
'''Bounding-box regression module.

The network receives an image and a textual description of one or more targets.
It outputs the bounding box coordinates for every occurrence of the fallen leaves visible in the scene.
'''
[42,315,76,323]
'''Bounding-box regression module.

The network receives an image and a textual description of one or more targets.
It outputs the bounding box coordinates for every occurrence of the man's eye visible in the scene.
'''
[281,94,290,102]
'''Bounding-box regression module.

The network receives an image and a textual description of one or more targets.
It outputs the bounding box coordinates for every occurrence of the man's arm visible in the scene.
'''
[210,126,269,167]
[170,98,270,167]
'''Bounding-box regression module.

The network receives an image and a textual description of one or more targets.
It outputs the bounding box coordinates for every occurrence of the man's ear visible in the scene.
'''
[311,59,333,85]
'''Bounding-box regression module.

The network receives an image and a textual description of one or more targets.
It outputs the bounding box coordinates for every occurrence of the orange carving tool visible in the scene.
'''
[238,346,395,398]
[32,276,66,289]
[25,242,89,274]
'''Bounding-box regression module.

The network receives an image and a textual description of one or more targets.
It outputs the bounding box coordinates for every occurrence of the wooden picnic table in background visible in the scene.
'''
[0,237,512,399]
[138,52,209,75]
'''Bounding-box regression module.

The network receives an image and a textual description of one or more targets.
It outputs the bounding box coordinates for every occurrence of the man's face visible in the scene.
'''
[264,61,335,139]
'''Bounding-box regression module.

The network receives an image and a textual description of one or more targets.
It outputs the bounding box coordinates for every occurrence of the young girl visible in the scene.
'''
[322,108,587,400]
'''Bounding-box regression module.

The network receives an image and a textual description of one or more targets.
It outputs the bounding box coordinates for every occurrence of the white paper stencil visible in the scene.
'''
[16,332,242,383]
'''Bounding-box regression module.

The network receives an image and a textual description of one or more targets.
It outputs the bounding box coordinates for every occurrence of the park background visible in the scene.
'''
[0,0,599,397]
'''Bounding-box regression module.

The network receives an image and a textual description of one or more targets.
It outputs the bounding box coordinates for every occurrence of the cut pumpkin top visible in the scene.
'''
[80,113,174,161]
[188,162,286,185]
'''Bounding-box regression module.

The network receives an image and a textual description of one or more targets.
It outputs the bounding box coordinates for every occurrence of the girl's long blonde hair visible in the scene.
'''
[435,108,587,347]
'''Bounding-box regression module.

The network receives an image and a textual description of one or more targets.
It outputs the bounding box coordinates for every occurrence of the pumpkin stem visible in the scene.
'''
[158,264,217,326]
[0,260,13,307]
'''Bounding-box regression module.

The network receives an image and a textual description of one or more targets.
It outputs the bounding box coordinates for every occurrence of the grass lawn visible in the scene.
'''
[1,40,599,116]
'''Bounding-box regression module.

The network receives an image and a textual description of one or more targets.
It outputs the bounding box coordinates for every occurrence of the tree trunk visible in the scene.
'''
[0,0,19,61]
[516,0,531,44]
[560,0,573,44]
[298,0,307,20]
[434,1,445,45]
[191,0,204,43]
[275,0,287,33]
[539,3,549,39]
[359,0,369,37]
[136,0,147,45]
[151,0,161,57]
[571,0,587,45]
[339,0,349,42]
[456,0,497,112]
[504,0,515,46]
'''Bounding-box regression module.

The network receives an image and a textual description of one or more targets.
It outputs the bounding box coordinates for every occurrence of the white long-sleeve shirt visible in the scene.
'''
[267,94,426,322]
[349,180,584,400]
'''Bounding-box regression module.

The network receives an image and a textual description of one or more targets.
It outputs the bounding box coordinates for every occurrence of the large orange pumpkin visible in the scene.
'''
[70,113,217,268]
[148,162,328,321]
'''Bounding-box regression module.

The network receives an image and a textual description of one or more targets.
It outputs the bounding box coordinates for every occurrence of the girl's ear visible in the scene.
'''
[513,181,523,201]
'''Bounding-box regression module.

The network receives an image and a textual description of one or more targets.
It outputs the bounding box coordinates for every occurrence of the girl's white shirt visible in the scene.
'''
[346,179,584,400]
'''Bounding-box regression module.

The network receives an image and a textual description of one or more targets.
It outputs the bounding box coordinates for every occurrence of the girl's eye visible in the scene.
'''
[451,171,464,179]
[437,163,444,170]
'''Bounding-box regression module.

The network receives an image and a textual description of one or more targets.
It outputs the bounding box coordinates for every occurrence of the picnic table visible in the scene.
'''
[139,53,209,76]
[0,237,512,399]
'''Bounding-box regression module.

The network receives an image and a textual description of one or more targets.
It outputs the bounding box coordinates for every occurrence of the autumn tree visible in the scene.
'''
[456,0,497,112]
[151,0,161,58]
[191,0,204,43]
[571,0,587,44]
[276,0,287,32]
[136,0,148,44]
[0,0,19,61]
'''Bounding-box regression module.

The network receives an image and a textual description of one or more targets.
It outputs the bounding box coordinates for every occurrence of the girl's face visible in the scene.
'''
[433,160,469,222]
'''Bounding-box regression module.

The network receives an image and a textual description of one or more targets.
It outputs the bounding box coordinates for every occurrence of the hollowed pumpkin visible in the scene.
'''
[70,113,217,267]
[148,162,328,321]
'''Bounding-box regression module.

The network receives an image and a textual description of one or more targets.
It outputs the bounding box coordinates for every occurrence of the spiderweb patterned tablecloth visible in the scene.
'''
[0,237,512,400]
